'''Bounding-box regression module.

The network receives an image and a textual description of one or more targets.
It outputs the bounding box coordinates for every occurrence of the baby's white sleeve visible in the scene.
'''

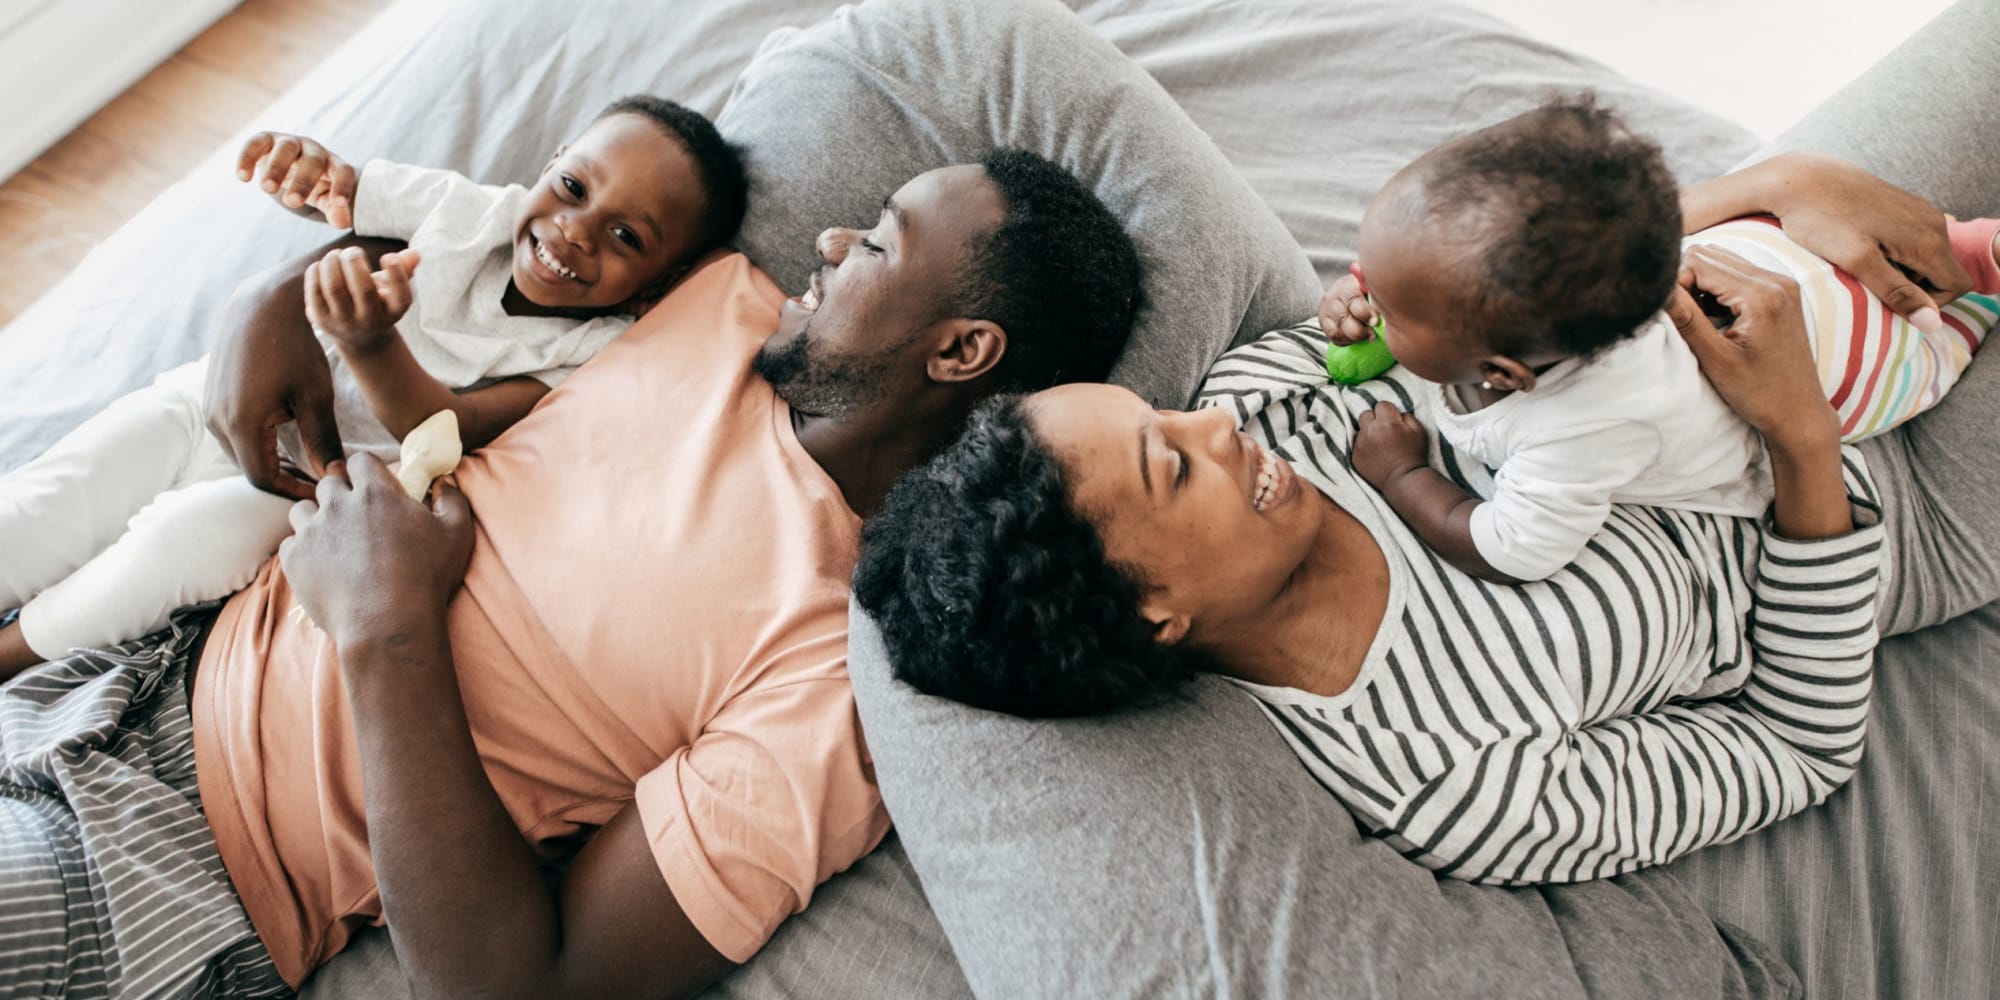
[1468,421,1662,581]
[350,160,476,240]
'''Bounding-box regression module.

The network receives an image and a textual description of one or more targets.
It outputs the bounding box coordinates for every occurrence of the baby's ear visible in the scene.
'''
[1480,355,1541,393]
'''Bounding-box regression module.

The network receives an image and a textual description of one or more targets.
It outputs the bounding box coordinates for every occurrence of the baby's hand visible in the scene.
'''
[1352,401,1429,487]
[238,132,358,229]
[1319,270,1380,347]
[305,247,422,354]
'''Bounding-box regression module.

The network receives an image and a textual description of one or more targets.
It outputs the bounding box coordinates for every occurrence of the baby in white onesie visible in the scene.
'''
[1319,95,2000,582]
[0,95,746,677]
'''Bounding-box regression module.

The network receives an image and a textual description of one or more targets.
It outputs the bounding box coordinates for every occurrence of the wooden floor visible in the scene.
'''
[0,0,396,328]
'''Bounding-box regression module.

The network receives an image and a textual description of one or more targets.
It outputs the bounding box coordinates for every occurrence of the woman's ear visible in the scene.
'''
[1479,355,1541,392]
[1140,598,1191,647]
[927,319,1007,384]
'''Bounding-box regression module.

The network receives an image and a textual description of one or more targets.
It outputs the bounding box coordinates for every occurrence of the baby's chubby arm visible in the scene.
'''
[238,131,359,229]
[304,246,549,450]
[1352,402,1520,582]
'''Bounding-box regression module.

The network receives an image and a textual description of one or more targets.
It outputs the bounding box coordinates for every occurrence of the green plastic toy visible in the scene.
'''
[1325,316,1396,385]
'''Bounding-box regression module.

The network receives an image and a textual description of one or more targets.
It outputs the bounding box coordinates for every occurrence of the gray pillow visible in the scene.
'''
[716,0,1323,408]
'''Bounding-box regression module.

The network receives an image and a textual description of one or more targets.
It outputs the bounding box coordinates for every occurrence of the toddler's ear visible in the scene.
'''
[622,264,691,317]
[1480,355,1540,393]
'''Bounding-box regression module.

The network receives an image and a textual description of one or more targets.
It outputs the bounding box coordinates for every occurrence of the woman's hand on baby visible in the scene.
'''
[1668,246,1837,448]
[1319,273,1379,346]
[1353,401,1430,487]
[305,247,422,354]
[1759,152,1971,333]
[238,132,359,229]
[280,454,475,653]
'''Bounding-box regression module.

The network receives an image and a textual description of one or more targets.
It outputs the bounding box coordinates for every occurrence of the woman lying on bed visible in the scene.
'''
[854,153,1998,884]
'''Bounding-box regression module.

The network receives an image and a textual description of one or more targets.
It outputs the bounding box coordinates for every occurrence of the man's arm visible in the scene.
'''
[279,457,734,1000]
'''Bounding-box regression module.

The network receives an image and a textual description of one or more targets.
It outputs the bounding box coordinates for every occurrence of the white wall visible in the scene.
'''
[1455,0,1956,138]
[0,0,241,182]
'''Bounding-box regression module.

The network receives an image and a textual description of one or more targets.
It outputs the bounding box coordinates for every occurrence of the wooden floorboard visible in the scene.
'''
[0,0,397,329]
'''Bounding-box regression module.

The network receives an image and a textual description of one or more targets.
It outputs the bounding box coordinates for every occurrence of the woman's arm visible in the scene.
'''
[1681,151,1973,328]
[280,457,733,1000]
[1667,244,1853,541]
[1388,531,1880,885]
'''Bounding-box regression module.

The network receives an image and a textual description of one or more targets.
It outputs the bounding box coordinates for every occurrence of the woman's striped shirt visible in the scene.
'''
[1196,322,1884,885]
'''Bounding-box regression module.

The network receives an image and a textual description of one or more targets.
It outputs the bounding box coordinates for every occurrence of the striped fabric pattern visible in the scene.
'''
[1201,324,1885,885]
[0,609,291,999]
[1685,216,2000,441]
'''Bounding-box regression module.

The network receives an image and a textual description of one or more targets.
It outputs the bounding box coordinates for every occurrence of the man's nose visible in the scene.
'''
[817,227,853,265]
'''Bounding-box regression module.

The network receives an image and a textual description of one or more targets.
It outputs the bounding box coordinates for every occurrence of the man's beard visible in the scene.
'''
[752,323,895,418]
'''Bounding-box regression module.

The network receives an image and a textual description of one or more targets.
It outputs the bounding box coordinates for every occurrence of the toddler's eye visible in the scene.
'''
[561,175,583,198]
[615,226,642,251]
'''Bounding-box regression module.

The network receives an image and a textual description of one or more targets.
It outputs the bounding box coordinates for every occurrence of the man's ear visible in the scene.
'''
[927,319,1007,384]
[1480,354,1541,392]
[1140,597,1191,647]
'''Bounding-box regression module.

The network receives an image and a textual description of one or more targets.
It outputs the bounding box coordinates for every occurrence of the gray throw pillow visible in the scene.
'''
[716,0,1323,408]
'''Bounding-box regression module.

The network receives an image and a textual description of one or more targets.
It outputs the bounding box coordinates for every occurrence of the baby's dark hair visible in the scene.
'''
[1413,93,1681,359]
[596,95,748,254]
[854,395,1204,718]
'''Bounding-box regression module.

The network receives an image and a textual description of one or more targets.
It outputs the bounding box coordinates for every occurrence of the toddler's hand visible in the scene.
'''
[238,132,358,229]
[1352,401,1429,487]
[1319,271,1380,347]
[305,247,422,354]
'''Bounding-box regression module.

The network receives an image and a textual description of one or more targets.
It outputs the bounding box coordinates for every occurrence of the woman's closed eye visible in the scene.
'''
[859,238,884,254]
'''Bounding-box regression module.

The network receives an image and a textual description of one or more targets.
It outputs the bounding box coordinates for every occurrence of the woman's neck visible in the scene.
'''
[1206,493,1391,697]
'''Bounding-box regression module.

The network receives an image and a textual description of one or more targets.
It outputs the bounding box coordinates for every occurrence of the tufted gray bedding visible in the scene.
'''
[2,1,1994,997]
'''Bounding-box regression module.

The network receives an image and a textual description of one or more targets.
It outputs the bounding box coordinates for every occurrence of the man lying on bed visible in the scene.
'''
[0,151,1141,999]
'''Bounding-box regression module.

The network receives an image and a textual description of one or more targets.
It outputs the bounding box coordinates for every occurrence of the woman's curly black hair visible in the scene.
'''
[853,395,1204,717]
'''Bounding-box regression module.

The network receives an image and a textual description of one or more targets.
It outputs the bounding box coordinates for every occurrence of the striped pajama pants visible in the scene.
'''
[0,608,290,999]
[1685,216,2000,441]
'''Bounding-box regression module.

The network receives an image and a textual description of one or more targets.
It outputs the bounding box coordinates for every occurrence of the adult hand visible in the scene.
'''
[237,131,359,229]
[205,267,347,501]
[1352,400,1429,488]
[279,454,475,652]
[1666,245,1836,448]
[1754,152,1971,331]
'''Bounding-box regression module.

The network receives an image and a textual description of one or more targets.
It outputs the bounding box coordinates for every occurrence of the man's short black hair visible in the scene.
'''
[597,94,749,254]
[1416,92,1682,358]
[948,149,1144,392]
[854,395,1201,718]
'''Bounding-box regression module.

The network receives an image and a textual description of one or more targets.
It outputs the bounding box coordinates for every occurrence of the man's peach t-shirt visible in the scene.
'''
[192,254,889,985]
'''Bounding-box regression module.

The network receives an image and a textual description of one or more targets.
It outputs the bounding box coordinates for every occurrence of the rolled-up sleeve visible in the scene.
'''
[633,675,890,962]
